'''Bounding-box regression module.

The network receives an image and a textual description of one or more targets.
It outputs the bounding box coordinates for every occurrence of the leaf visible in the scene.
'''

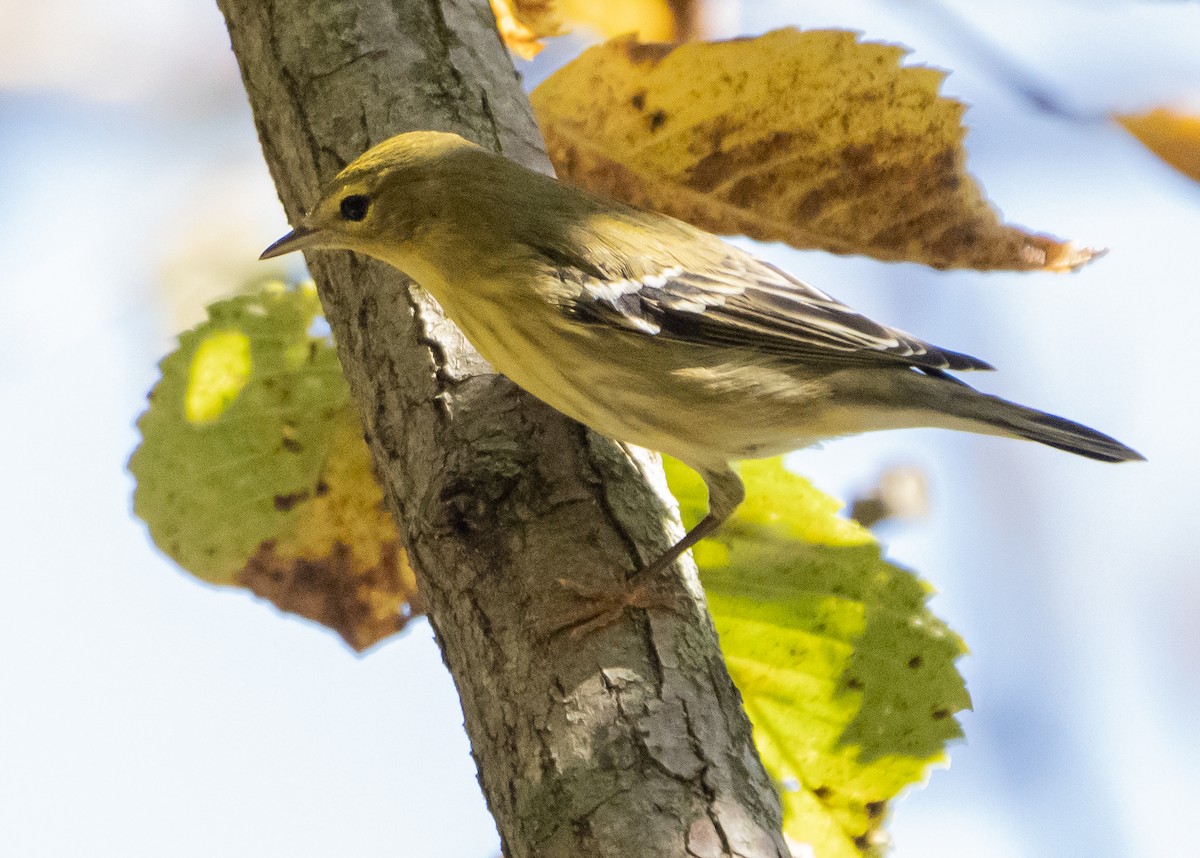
[490,0,679,59]
[129,284,421,650]
[556,0,678,41]
[532,28,1098,272]
[490,0,562,60]
[1116,107,1200,185]
[664,458,970,856]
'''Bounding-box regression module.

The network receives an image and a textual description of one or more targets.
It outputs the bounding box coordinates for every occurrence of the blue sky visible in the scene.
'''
[2,1,1198,856]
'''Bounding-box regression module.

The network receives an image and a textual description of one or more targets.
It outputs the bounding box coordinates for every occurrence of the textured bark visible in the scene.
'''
[216,1,788,855]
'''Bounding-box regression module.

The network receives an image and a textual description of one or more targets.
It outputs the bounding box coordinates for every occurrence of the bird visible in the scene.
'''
[262,130,1142,629]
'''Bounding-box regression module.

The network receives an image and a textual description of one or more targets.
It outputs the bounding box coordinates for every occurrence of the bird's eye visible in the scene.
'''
[339,194,370,222]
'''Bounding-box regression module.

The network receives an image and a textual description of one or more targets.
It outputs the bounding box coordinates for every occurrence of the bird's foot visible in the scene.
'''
[548,576,677,639]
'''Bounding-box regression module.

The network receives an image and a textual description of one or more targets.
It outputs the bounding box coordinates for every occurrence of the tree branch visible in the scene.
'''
[215,1,788,854]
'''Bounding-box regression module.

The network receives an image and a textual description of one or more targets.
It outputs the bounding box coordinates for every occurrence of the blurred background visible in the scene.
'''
[1,1,1197,855]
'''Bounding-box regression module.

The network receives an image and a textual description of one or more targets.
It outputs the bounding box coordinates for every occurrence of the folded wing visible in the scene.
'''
[549,243,992,373]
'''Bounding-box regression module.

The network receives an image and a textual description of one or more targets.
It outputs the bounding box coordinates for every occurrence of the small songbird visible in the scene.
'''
[262,130,1141,619]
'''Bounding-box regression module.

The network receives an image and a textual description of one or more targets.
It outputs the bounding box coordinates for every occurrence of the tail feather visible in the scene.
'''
[993,404,1144,462]
[940,382,1144,463]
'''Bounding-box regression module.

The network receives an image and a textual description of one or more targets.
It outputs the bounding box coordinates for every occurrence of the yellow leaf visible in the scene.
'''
[558,0,676,41]
[532,29,1098,272]
[490,0,682,59]
[490,0,560,60]
[1116,107,1200,185]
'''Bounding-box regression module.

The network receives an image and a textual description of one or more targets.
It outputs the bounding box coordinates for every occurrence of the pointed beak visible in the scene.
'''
[260,224,321,260]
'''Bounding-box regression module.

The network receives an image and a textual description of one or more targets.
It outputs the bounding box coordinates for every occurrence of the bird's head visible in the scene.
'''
[260,130,506,273]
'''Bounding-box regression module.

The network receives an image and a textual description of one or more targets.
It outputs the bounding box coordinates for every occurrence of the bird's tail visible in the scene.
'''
[926,376,1144,463]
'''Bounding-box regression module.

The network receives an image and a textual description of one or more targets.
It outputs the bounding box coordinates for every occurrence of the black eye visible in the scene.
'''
[339,194,370,222]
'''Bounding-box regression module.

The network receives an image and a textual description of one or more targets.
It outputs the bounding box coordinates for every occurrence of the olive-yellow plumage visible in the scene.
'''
[262,130,1142,592]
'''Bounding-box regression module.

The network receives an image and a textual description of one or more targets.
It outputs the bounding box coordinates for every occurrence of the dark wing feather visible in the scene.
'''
[549,245,992,373]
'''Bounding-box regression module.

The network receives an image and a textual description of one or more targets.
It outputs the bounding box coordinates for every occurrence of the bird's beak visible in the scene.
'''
[260,223,322,260]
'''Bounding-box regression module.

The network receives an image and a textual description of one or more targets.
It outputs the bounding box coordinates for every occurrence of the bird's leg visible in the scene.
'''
[552,464,745,638]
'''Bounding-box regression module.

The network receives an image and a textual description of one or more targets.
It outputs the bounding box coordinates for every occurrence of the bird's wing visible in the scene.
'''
[545,243,992,373]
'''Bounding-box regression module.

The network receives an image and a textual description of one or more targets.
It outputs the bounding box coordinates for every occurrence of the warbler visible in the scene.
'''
[262,130,1141,611]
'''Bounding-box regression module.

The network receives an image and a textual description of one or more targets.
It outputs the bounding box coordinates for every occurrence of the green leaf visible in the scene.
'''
[129,283,420,649]
[665,457,970,856]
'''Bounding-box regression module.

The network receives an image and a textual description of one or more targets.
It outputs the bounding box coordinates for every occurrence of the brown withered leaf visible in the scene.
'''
[235,417,423,652]
[1116,107,1200,185]
[532,29,1099,272]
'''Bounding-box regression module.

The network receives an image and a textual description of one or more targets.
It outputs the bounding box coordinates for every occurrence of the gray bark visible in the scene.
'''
[215,1,788,855]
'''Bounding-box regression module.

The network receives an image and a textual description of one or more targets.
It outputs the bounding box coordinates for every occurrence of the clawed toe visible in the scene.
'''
[546,577,677,639]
